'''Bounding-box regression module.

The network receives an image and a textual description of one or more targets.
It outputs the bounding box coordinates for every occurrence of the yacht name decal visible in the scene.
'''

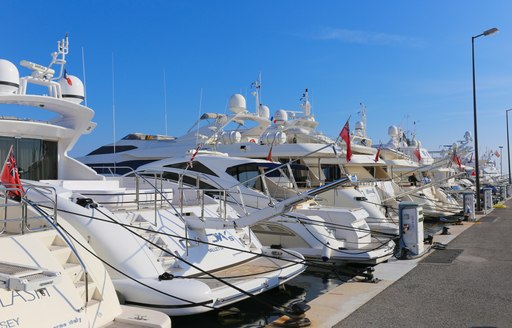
[0,289,50,308]
[0,317,20,328]
[206,231,235,243]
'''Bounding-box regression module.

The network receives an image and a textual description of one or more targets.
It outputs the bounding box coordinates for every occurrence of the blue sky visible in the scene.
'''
[2,1,512,167]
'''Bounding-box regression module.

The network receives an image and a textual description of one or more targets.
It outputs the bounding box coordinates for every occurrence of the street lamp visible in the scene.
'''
[472,27,499,212]
[506,109,512,184]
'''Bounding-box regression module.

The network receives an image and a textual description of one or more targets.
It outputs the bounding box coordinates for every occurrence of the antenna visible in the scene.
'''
[301,88,310,116]
[81,46,88,107]
[258,72,262,115]
[251,76,261,116]
[163,69,168,135]
[196,88,203,146]
[111,53,117,171]
[359,102,367,137]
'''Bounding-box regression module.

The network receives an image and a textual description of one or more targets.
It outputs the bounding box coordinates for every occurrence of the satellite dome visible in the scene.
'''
[0,59,19,95]
[355,121,364,130]
[58,75,84,104]
[262,131,287,145]
[273,109,288,125]
[229,94,246,114]
[388,125,399,137]
[260,105,270,119]
[220,131,241,144]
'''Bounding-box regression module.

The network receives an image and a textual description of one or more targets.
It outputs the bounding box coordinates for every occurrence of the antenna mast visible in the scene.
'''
[111,53,116,171]
[163,69,168,135]
[359,102,367,137]
[81,46,87,106]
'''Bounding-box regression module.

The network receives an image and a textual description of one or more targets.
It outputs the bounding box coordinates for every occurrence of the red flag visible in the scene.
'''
[452,154,462,170]
[266,144,273,161]
[495,150,501,158]
[414,145,421,161]
[64,68,73,86]
[1,146,24,199]
[374,144,382,163]
[339,119,352,162]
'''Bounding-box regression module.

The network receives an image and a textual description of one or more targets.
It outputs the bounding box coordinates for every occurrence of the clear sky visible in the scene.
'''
[2,1,512,168]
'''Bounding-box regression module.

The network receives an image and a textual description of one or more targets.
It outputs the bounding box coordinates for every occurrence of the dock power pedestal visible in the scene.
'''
[463,191,475,221]
[399,202,425,257]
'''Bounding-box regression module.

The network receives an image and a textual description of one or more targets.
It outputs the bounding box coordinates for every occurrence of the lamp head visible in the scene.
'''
[483,28,499,36]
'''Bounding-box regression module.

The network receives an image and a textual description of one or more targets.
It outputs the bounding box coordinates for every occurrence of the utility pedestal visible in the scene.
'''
[463,191,476,221]
[500,185,507,201]
[399,202,424,257]
[483,187,493,213]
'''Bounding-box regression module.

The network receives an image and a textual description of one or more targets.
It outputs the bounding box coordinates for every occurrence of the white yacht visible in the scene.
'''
[79,91,399,237]
[0,36,314,316]
[378,125,462,218]
[0,187,171,327]
[137,153,396,265]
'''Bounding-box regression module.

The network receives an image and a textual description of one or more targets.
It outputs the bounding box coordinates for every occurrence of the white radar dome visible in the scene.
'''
[355,121,364,130]
[273,109,288,125]
[220,131,241,144]
[262,131,287,145]
[0,59,20,95]
[388,125,399,137]
[229,94,246,114]
[260,105,270,119]
[59,75,84,104]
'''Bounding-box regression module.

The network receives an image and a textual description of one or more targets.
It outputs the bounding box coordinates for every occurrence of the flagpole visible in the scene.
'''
[335,115,351,144]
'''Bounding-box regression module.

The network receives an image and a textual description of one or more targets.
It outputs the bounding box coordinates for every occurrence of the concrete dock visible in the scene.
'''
[270,200,512,328]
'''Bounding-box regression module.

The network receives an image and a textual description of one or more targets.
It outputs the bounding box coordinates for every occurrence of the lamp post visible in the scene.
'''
[499,145,503,177]
[506,109,512,184]
[472,27,499,212]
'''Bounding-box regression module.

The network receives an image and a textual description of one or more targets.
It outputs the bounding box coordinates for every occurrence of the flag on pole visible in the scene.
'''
[187,145,201,168]
[414,144,421,161]
[495,150,501,158]
[0,146,24,199]
[64,68,73,86]
[452,151,462,170]
[374,144,382,163]
[338,119,352,162]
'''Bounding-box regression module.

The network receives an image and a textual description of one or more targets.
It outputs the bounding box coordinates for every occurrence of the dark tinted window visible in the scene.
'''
[164,162,218,177]
[0,137,58,180]
[87,145,137,155]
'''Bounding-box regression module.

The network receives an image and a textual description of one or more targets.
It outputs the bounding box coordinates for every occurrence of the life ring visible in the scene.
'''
[249,139,256,143]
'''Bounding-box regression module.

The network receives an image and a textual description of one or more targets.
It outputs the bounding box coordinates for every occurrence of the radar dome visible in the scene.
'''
[388,125,399,137]
[229,94,246,114]
[273,109,288,125]
[220,131,241,144]
[260,105,270,119]
[59,75,84,104]
[0,59,19,95]
[262,131,287,145]
[355,121,364,130]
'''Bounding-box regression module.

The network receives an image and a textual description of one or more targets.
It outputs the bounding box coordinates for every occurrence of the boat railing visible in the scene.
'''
[138,167,251,218]
[91,165,134,176]
[0,184,91,308]
[383,171,467,203]
[0,184,58,235]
